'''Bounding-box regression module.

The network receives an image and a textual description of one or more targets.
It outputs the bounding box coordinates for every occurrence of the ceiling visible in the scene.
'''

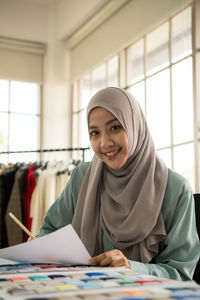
[0,0,129,48]
[27,0,112,40]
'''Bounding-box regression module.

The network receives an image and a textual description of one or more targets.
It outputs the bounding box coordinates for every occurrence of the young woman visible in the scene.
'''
[37,87,200,280]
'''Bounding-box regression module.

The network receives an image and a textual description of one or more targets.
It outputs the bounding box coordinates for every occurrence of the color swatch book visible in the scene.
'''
[0,262,200,300]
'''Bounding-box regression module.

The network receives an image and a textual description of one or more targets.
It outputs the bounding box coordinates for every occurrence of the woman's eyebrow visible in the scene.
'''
[88,125,97,129]
[89,118,118,129]
[106,117,118,125]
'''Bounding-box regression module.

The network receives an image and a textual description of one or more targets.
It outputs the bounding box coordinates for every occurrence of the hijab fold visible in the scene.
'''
[72,87,168,263]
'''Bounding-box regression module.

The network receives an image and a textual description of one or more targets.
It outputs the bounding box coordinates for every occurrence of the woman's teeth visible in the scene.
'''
[105,150,119,156]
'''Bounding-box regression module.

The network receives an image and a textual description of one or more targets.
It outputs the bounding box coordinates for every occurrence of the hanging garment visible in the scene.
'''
[30,161,71,236]
[56,172,70,199]
[29,168,46,236]
[0,155,83,247]
[0,174,4,247]
[22,164,36,241]
[1,167,17,248]
[5,167,28,246]
[30,161,60,236]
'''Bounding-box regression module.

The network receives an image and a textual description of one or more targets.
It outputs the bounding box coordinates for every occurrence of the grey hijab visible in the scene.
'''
[72,87,168,263]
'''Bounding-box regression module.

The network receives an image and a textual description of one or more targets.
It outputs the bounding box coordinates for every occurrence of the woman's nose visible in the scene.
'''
[100,133,113,147]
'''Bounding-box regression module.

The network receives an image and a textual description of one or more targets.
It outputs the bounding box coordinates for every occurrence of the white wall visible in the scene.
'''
[41,1,70,155]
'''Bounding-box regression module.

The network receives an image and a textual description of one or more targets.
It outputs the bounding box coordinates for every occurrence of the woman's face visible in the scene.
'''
[88,107,129,169]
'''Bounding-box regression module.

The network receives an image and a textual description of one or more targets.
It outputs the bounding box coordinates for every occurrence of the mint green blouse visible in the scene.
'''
[37,162,200,281]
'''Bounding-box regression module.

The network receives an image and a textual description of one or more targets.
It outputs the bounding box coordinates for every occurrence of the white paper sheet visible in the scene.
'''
[0,224,91,264]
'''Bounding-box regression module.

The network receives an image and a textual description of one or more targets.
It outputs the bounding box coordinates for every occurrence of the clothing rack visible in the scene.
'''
[0,147,90,162]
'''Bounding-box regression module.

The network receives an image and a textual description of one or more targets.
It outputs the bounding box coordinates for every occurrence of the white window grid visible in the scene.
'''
[0,79,41,164]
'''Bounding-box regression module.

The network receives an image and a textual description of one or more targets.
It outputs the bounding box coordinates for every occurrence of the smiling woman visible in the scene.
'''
[88,107,129,169]
[37,87,200,281]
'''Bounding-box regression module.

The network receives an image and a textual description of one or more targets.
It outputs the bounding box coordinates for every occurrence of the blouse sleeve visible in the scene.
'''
[36,162,90,237]
[129,170,200,281]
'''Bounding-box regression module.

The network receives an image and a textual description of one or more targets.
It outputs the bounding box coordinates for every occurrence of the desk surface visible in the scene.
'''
[0,259,199,300]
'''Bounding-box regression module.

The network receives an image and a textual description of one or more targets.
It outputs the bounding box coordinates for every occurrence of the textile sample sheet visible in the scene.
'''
[0,262,200,299]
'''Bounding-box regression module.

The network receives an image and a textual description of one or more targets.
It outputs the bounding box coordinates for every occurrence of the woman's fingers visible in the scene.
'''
[88,249,131,269]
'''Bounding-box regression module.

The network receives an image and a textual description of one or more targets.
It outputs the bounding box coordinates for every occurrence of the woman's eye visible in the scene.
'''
[89,131,99,137]
[111,125,121,131]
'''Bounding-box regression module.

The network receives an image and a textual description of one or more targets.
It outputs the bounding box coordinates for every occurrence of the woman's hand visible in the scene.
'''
[88,249,131,269]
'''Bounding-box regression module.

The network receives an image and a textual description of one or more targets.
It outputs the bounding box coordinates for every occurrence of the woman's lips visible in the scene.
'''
[104,148,120,160]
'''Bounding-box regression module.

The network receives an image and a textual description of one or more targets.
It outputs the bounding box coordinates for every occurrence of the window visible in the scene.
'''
[92,64,106,95]
[126,6,195,190]
[0,80,40,163]
[107,56,119,87]
[127,40,144,84]
[72,55,119,161]
[146,22,169,75]
[146,69,171,149]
